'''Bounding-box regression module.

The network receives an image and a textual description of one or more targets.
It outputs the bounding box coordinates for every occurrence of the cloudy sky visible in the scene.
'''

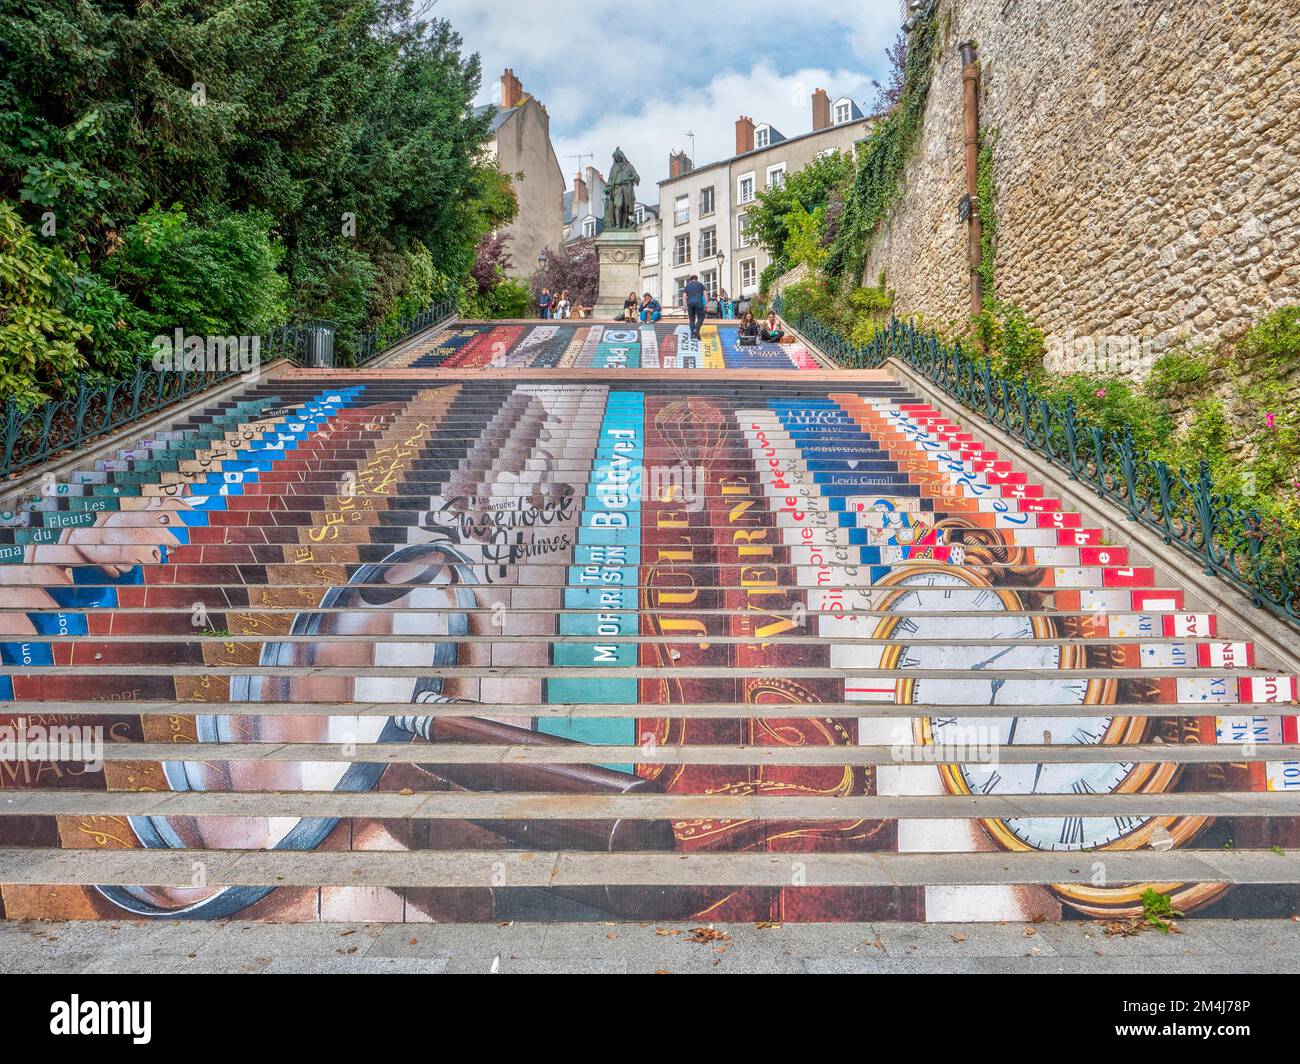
[438,0,904,190]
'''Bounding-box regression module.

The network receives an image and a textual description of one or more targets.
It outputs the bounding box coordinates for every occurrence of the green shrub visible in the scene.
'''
[1146,346,1213,399]
[972,301,1046,379]
[0,201,89,405]
[61,271,150,381]
[111,205,289,338]
[458,273,530,320]
[1041,373,1172,453]
[1237,305,1300,364]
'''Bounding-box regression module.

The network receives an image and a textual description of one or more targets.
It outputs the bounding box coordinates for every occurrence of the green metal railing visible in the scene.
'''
[778,298,1300,626]
[1,299,458,481]
[346,296,458,367]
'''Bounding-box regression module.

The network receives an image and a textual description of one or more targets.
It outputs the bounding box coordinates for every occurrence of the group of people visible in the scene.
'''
[680,273,782,344]
[736,310,785,346]
[622,292,661,323]
[532,279,783,343]
[537,288,586,319]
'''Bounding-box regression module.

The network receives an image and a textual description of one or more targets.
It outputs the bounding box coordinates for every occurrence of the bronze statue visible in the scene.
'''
[602,147,640,230]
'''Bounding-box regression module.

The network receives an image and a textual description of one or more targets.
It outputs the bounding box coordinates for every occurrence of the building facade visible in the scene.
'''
[655,89,871,304]
[481,68,565,280]
[563,164,607,246]
[636,204,661,301]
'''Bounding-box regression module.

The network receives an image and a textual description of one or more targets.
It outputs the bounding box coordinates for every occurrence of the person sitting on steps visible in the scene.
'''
[761,310,785,343]
[737,310,759,346]
[623,291,639,323]
[639,293,661,322]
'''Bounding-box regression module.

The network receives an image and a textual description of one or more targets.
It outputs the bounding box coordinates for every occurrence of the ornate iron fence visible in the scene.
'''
[778,299,1300,626]
[1,299,458,482]
[344,297,458,367]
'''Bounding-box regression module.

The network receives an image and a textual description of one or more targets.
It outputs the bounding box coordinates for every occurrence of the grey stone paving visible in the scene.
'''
[1,918,1297,974]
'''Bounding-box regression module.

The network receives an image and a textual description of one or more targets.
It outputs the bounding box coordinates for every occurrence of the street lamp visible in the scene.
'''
[538,250,548,271]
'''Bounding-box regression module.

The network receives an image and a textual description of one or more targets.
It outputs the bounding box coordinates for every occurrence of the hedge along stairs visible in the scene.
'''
[0,319,1297,924]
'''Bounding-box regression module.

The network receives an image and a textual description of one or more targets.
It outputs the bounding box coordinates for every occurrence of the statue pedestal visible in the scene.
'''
[592,230,644,320]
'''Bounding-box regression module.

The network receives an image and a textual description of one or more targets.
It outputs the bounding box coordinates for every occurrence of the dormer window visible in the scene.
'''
[834,100,852,125]
[755,125,769,149]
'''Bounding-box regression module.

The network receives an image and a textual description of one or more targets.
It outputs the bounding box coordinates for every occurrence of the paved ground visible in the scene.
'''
[2,918,1297,973]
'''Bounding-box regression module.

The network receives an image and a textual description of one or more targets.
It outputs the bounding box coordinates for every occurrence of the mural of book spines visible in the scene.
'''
[544,388,642,745]
[394,323,818,370]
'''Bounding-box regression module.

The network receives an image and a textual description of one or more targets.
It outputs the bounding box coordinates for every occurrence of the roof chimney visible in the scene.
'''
[812,88,831,131]
[668,149,693,179]
[735,115,755,155]
[573,171,588,202]
[500,68,523,110]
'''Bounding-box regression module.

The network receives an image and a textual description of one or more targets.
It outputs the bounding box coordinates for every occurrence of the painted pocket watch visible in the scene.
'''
[871,533,1222,917]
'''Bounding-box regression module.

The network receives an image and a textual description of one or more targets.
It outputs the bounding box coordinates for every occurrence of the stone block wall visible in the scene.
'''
[863,0,1300,378]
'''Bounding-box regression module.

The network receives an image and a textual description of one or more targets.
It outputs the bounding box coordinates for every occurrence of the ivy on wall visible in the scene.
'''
[825,8,940,281]
[976,130,998,310]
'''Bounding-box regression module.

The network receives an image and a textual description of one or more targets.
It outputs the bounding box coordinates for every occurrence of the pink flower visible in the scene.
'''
[1095,388,1107,398]
[1266,412,1275,429]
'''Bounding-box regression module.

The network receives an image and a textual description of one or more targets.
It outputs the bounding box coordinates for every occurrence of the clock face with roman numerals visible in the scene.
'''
[876,565,1149,852]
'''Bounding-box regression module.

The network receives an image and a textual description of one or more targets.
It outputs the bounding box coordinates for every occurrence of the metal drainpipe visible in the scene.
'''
[960,39,983,316]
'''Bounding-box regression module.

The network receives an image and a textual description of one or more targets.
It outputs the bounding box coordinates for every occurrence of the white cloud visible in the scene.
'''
[439,0,903,185]
[552,61,883,190]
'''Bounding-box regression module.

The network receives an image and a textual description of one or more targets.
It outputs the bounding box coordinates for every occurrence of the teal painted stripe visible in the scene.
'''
[542,391,644,761]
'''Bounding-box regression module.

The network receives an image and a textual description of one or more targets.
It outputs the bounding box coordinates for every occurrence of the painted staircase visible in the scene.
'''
[0,320,1296,923]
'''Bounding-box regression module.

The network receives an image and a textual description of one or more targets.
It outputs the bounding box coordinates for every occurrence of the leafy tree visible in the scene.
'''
[470,233,514,295]
[0,201,88,404]
[0,1,509,395]
[749,150,855,269]
[531,239,598,309]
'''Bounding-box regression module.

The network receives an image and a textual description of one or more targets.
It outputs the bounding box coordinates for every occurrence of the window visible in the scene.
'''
[674,194,689,226]
[755,126,769,149]
[737,213,753,248]
[675,275,691,304]
[740,258,758,294]
[834,101,852,125]
[698,226,717,260]
[582,217,596,238]
[643,235,659,267]
[699,186,715,217]
[644,275,659,300]
[700,269,718,298]
[673,233,691,267]
[634,205,645,226]
[737,173,755,204]
[765,164,786,189]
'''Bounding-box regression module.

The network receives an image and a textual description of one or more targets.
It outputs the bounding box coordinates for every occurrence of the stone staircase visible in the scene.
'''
[0,321,1296,924]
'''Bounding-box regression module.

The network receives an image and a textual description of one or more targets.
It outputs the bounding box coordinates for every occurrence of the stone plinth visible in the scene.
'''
[593,229,644,320]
